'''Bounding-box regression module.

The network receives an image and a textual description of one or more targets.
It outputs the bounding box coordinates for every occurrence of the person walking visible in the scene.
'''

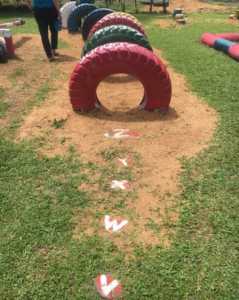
[28,0,61,61]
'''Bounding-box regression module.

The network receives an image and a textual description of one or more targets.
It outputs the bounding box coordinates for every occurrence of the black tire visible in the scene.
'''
[82,25,152,56]
[0,40,8,63]
[67,3,97,33]
[140,0,169,5]
[82,8,113,41]
[76,0,95,4]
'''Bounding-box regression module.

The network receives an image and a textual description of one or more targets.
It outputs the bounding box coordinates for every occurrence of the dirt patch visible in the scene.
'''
[228,17,239,25]
[155,18,177,28]
[143,0,235,13]
[0,34,63,130]
[72,197,174,257]
[16,31,218,248]
[170,0,229,13]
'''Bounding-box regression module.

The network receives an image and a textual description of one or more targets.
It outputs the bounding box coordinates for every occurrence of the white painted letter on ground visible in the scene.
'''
[104,215,128,232]
[95,274,122,299]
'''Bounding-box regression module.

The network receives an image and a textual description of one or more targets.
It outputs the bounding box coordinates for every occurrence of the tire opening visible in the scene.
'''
[96,73,144,112]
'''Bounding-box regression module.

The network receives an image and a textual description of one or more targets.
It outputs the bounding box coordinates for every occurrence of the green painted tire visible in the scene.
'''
[81,25,152,57]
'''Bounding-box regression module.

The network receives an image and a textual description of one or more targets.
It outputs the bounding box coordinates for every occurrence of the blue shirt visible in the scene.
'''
[32,0,54,8]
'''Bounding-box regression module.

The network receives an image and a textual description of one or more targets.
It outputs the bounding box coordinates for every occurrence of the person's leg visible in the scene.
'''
[48,8,59,56]
[49,19,58,55]
[34,10,53,59]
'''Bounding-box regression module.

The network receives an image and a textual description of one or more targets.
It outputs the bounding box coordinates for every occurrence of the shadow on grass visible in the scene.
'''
[55,54,79,63]
[11,54,24,61]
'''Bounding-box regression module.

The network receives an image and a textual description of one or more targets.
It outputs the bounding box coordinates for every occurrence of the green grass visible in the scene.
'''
[0,10,38,34]
[0,11,238,299]
[51,118,67,129]
[9,66,26,80]
[33,82,52,106]
[0,10,69,48]
[2,79,54,137]
[0,88,9,117]
[0,100,10,117]
[0,87,5,98]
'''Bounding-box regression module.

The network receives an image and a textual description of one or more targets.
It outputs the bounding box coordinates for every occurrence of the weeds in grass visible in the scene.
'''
[0,101,10,118]
[0,87,5,99]
[52,118,67,129]
[9,67,26,80]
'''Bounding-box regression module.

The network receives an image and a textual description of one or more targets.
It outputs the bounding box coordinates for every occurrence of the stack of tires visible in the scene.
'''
[69,10,172,112]
[60,0,97,32]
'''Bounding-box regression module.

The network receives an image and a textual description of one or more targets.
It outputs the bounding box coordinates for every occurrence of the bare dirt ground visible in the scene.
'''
[0,35,54,128]
[12,31,218,249]
[143,0,236,13]
[145,0,238,28]
[169,0,230,12]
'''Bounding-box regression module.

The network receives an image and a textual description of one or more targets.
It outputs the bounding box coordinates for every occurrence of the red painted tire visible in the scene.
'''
[216,33,239,41]
[88,12,146,39]
[201,33,218,47]
[228,44,239,61]
[69,42,171,112]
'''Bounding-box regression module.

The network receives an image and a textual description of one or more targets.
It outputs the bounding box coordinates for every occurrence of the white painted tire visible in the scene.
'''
[60,1,77,28]
[0,37,6,49]
[0,37,8,63]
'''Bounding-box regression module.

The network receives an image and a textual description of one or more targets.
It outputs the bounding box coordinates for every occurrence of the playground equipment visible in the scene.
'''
[88,12,146,39]
[60,1,77,28]
[229,9,239,20]
[82,8,114,40]
[172,7,183,17]
[140,0,169,13]
[69,42,171,112]
[176,17,186,25]
[67,3,97,33]
[69,9,171,113]
[201,32,239,61]
[76,0,95,4]
[0,29,15,60]
[0,18,25,63]
[0,38,8,63]
[173,8,186,24]
[82,25,152,56]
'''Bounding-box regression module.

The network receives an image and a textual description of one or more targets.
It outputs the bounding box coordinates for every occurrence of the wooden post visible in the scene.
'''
[121,0,125,11]
[150,0,153,13]
[134,0,138,13]
[163,0,167,13]
[163,0,167,14]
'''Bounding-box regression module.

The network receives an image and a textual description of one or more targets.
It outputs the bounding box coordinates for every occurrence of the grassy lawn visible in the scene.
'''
[0,9,239,299]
